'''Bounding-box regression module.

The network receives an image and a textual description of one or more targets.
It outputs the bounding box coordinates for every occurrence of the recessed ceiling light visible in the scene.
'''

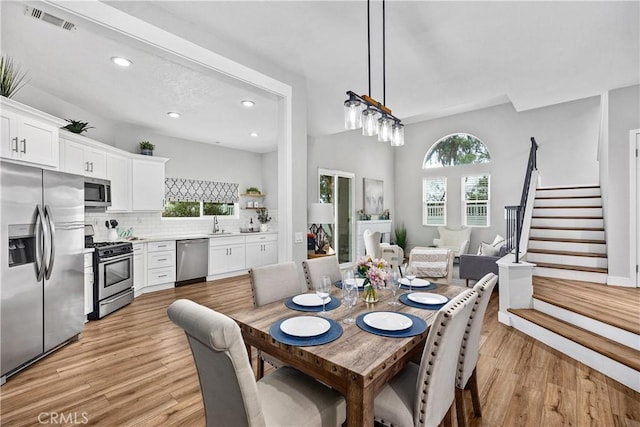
[250,132,259,137]
[111,56,132,67]
[241,100,255,108]
[167,112,181,118]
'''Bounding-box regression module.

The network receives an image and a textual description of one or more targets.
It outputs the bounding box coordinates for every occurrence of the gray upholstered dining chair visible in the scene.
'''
[249,261,307,378]
[455,272,498,427]
[302,255,342,290]
[374,289,478,427]
[167,299,346,427]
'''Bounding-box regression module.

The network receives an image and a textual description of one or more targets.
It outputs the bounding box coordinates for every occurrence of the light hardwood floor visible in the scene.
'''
[1,276,638,426]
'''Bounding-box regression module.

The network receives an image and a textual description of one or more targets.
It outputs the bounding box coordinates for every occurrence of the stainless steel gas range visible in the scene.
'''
[85,227,134,319]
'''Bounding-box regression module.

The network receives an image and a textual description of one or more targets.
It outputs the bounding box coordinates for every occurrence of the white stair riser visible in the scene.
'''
[528,252,608,269]
[532,207,602,217]
[530,228,605,241]
[534,197,602,207]
[533,266,607,283]
[531,217,604,228]
[532,299,639,350]
[528,240,606,253]
[536,187,601,198]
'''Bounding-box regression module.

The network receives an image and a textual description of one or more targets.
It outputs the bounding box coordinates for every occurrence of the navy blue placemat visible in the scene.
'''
[285,295,341,312]
[270,316,343,346]
[399,293,449,310]
[356,312,427,338]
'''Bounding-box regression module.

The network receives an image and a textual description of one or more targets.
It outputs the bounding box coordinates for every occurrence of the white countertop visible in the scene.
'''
[128,231,278,243]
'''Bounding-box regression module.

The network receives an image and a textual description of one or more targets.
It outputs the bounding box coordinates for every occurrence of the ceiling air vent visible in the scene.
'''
[25,7,76,31]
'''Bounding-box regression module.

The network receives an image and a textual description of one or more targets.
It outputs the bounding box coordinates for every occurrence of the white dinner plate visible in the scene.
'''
[363,312,413,331]
[292,293,330,307]
[399,277,431,287]
[407,293,448,305]
[280,316,331,337]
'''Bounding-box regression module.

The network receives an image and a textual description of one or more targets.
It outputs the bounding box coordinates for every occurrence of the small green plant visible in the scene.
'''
[62,119,94,134]
[0,54,29,98]
[245,186,261,195]
[139,141,155,150]
[256,207,271,224]
[394,223,407,251]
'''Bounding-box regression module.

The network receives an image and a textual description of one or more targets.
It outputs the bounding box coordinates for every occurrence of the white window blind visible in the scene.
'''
[462,174,490,227]
[422,177,447,226]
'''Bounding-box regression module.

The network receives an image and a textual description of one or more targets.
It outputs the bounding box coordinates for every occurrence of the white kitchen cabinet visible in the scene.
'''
[146,241,175,288]
[208,236,246,276]
[132,243,146,295]
[1,99,62,168]
[60,138,107,179]
[245,234,278,269]
[83,252,94,316]
[106,152,132,211]
[131,157,167,211]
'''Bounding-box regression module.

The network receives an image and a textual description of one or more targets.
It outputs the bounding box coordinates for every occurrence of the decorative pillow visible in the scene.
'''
[491,234,505,246]
[479,242,501,256]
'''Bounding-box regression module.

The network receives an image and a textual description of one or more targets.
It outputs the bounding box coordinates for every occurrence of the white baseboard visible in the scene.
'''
[607,275,637,288]
[498,311,512,326]
[139,282,174,295]
[510,314,640,392]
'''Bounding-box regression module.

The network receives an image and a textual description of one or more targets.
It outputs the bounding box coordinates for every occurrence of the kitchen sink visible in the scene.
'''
[207,232,232,236]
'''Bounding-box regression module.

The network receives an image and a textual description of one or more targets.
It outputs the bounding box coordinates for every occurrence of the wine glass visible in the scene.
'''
[388,270,401,306]
[405,264,417,293]
[316,275,331,314]
[342,280,357,324]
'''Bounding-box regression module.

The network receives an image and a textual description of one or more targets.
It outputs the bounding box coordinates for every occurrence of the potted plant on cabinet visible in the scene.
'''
[0,54,29,98]
[62,119,94,134]
[139,141,155,156]
[256,207,271,232]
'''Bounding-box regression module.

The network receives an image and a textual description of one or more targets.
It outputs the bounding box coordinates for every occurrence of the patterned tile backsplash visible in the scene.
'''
[85,209,277,241]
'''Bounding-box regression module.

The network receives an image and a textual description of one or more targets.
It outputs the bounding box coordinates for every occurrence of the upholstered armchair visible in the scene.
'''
[363,229,404,271]
[433,226,471,257]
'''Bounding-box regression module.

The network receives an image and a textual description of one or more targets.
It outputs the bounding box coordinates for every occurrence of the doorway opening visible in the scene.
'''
[318,169,355,264]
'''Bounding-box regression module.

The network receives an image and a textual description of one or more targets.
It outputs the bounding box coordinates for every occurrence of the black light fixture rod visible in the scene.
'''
[345,91,402,123]
[367,0,371,97]
[382,0,386,106]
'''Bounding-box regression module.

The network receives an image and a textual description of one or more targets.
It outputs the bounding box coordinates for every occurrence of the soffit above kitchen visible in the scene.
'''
[0,1,280,154]
[110,0,640,137]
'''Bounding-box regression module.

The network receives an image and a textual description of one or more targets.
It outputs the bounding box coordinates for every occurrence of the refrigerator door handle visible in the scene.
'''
[35,204,49,281]
[43,205,56,280]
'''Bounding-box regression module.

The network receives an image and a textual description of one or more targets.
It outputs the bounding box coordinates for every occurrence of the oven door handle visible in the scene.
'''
[100,252,133,264]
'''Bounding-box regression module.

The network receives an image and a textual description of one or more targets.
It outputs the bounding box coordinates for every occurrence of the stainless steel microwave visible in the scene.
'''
[84,177,111,208]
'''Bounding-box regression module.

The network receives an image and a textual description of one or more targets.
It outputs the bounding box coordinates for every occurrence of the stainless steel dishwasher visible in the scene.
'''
[176,238,209,286]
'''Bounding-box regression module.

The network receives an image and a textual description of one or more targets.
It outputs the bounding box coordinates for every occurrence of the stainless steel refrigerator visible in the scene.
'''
[1,161,84,383]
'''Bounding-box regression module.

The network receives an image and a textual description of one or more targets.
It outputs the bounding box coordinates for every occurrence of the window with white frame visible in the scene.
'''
[423,177,447,226]
[162,178,239,218]
[462,174,490,227]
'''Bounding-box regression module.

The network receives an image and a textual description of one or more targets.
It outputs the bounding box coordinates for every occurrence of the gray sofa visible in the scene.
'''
[459,245,508,287]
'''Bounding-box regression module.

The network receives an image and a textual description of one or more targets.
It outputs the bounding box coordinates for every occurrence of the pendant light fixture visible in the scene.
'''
[344,0,404,146]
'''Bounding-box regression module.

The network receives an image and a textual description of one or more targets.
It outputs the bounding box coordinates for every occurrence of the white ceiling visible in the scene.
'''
[2,1,639,152]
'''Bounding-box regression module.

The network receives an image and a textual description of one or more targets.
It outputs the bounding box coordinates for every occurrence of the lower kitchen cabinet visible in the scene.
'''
[245,234,278,269]
[84,252,94,316]
[132,243,145,295]
[208,236,246,276]
[146,241,175,288]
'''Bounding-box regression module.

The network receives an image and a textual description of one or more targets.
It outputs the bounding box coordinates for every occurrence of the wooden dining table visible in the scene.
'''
[231,282,465,427]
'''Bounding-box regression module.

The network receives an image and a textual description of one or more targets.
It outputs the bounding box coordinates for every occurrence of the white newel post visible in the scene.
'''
[497,256,536,326]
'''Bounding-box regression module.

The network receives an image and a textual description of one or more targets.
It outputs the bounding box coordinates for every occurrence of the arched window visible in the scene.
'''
[423,133,490,169]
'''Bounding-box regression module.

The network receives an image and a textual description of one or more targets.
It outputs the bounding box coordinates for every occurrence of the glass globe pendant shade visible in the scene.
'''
[378,115,393,142]
[344,98,362,130]
[362,108,380,136]
[391,122,405,146]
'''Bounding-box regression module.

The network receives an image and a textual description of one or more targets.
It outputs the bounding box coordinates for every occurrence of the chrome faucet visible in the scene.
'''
[212,216,220,234]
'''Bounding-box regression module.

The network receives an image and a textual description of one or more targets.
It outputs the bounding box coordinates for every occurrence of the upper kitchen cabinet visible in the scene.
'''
[106,152,132,212]
[131,156,168,211]
[59,134,107,179]
[0,98,63,169]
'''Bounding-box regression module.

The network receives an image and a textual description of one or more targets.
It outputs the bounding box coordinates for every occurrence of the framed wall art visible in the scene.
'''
[363,178,384,215]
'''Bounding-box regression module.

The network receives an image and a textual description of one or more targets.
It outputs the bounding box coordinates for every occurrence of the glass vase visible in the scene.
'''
[363,283,379,303]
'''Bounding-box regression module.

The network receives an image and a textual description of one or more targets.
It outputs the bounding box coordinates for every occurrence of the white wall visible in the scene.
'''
[605,84,640,282]
[394,97,601,254]
[307,131,396,219]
